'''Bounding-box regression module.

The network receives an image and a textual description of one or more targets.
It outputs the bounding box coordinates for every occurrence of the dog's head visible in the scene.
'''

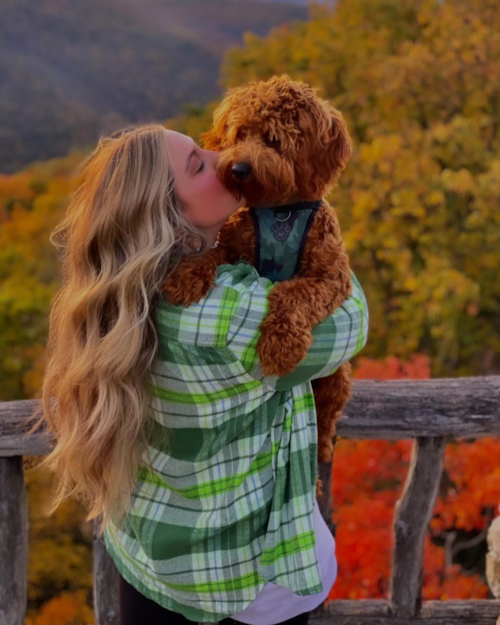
[201,74,352,207]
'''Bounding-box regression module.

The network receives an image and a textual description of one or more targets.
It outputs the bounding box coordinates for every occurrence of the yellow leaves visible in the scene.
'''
[418,152,441,179]
[352,189,380,219]
[360,134,402,164]
[441,168,475,194]
[402,274,419,292]
[378,161,393,176]
[425,190,445,207]
[431,122,451,143]
[421,256,480,319]
[378,243,484,374]
[390,188,426,219]
[471,159,500,225]
[417,0,438,27]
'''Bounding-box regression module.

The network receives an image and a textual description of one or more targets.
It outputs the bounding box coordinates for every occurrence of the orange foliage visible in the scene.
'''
[354,354,431,380]
[25,590,94,625]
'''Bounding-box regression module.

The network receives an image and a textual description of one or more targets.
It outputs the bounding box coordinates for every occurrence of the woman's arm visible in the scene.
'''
[226,268,369,391]
[157,261,368,391]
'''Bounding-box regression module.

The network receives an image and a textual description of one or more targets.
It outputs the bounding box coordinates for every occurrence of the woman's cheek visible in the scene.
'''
[208,176,235,214]
[207,172,227,196]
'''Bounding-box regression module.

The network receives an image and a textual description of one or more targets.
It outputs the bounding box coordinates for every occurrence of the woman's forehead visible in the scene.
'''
[164,131,196,178]
[164,129,194,146]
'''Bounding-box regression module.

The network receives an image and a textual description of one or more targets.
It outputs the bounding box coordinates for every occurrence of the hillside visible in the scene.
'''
[0,0,310,173]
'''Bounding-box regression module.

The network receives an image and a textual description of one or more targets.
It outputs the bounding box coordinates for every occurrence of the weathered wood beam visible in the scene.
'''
[338,376,500,439]
[0,456,28,625]
[310,599,500,624]
[2,376,500,456]
[1,398,56,457]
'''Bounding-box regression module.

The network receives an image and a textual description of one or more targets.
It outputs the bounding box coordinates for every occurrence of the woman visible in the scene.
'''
[28,124,369,624]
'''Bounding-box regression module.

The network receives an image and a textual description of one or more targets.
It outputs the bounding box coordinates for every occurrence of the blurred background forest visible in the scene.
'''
[1,0,499,622]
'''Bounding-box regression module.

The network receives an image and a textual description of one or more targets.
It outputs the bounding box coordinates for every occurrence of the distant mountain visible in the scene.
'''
[254,0,332,4]
[0,0,309,173]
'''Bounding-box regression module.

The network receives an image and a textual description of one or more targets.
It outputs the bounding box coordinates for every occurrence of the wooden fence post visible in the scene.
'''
[389,436,446,618]
[93,516,120,625]
[0,456,28,625]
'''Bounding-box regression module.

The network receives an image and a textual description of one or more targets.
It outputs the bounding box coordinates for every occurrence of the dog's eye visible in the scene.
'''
[235,126,248,141]
[265,136,282,151]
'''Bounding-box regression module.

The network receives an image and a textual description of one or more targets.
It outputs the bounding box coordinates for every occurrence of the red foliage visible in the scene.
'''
[326,354,499,602]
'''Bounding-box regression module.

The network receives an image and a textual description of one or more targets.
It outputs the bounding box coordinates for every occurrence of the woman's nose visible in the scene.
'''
[206,148,219,165]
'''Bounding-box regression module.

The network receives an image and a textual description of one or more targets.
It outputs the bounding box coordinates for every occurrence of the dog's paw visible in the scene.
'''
[257,318,312,377]
[317,438,335,464]
[315,474,324,499]
[162,262,216,307]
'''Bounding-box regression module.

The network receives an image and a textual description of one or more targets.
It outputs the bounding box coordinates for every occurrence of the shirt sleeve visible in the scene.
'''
[226,268,369,392]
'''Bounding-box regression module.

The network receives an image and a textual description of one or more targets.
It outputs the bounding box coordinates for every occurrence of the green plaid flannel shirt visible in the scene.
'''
[104,261,369,623]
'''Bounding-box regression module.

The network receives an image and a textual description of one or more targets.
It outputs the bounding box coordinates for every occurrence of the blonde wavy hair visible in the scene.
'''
[25,123,211,537]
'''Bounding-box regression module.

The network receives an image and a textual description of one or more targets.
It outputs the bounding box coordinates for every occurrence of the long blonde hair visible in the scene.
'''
[25,123,210,537]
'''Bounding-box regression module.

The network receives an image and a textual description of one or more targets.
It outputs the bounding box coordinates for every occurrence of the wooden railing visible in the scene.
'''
[2,376,500,625]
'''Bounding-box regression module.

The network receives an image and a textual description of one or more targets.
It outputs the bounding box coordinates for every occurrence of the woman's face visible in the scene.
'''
[164,130,245,241]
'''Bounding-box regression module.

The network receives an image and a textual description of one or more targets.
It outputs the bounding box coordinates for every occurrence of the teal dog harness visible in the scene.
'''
[249,200,322,282]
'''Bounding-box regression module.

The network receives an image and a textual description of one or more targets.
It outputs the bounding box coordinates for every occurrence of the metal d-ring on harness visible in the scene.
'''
[271,210,293,242]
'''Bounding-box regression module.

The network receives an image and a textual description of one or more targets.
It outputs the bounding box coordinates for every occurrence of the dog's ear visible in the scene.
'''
[324,106,352,175]
[294,102,353,197]
[200,128,222,151]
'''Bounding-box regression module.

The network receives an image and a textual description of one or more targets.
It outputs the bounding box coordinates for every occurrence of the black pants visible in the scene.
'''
[119,572,311,625]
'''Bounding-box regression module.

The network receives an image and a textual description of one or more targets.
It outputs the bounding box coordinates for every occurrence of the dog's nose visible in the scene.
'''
[232,162,252,181]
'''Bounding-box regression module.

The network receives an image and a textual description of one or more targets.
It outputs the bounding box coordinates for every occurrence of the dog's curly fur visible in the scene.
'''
[163,75,354,499]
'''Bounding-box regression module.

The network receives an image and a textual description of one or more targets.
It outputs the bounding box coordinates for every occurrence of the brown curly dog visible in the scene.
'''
[163,74,354,499]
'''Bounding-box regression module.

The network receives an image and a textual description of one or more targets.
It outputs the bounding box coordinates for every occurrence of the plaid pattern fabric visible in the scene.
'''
[104,261,369,623]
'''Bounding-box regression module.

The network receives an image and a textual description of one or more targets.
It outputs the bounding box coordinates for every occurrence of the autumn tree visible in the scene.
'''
[218,0,500,377]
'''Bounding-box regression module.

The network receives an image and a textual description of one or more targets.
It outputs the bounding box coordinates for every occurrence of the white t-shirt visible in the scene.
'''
[230,499,337,625]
